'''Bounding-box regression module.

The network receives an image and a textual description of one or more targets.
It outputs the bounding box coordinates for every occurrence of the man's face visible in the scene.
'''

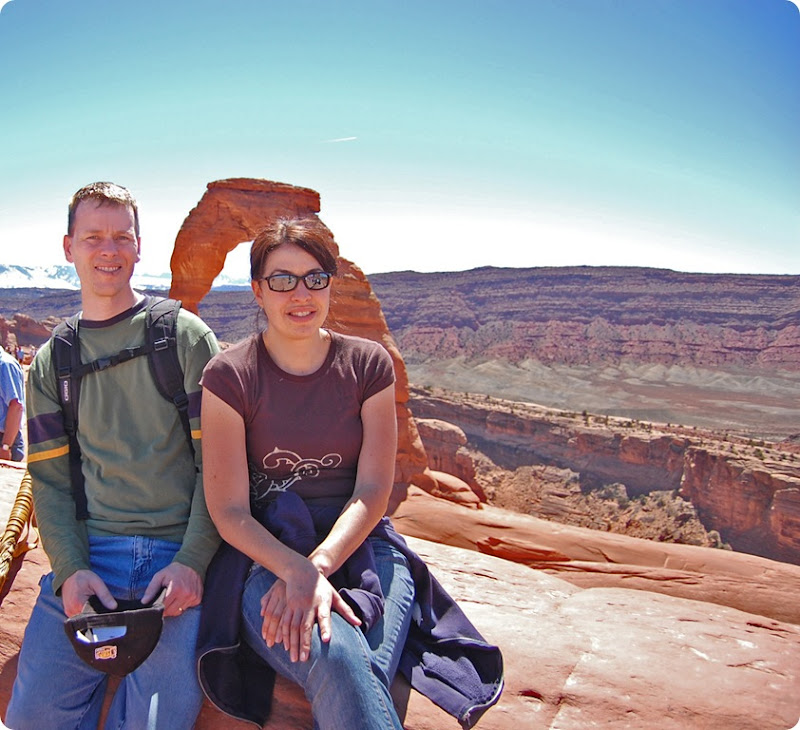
[63,199,140,302]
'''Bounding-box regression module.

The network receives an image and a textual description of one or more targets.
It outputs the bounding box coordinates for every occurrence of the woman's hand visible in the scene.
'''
[260,561,361,663]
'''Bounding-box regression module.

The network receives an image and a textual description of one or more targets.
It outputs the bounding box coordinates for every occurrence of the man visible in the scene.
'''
[0,344,24,461]
[6,182,220,729]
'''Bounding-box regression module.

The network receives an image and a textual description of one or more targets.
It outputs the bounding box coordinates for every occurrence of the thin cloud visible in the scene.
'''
[321,136,358,143]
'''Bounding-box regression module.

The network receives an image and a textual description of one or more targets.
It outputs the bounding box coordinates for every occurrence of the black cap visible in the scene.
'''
[63,589,167,676]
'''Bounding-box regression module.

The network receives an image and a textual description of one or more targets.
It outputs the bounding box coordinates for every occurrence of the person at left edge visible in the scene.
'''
[5,182,221,730]
[0,344,25,461]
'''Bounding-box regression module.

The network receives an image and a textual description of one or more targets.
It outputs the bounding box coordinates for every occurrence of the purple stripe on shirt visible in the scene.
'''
[188,390,202,421]
[27,410,66,446]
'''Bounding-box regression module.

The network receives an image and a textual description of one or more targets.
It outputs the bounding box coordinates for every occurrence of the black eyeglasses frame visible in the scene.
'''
[260,271,333,293]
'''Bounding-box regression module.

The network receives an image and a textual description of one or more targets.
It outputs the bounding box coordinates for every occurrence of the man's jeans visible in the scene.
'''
[6,536,203,730]
[241,537,416,730]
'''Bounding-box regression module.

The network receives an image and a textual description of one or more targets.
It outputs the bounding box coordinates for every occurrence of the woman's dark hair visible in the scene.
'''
[250,217,339,281]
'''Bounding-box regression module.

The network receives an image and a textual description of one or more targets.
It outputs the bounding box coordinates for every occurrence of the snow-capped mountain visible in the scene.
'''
[0,265,82,289]
[0,265,250,291]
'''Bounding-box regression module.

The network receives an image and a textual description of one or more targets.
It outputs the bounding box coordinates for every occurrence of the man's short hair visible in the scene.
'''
[67,182,140,237]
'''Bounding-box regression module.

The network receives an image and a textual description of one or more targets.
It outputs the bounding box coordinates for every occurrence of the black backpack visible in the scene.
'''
[51,296,193,520]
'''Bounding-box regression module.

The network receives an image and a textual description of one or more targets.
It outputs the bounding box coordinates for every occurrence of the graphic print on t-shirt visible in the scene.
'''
[249,447,343,504]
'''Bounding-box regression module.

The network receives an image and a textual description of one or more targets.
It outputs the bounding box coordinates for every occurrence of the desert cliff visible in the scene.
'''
[369,266,800,369]
[410,387,800,565]
[369,267,800,438]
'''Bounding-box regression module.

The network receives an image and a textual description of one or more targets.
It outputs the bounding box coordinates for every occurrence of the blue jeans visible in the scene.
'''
[6,536,203,730]
[241,537,415,730]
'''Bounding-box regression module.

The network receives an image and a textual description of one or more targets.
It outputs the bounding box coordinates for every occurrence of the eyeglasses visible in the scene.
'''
[260,271,332,292]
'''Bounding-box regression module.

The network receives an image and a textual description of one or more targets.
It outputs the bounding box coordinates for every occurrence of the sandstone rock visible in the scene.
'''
[167,178,429,502]
[368,268,800,438]
[681,446,800,563]
[0,314,54,353]
[425,469,481,507]
[169,179,321,312]
[410,388,800,564]
[369,267,800,371]
[3,536,800,730]
[392,486,800,626]
[415,418,487,501]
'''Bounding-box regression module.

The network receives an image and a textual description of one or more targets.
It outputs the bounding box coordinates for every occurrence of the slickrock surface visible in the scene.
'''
[168,178,429,497]
[2,527,800,729]
[393,486,800,626]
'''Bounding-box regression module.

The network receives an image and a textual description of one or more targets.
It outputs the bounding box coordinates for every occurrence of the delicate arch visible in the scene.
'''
[168,178,429,503]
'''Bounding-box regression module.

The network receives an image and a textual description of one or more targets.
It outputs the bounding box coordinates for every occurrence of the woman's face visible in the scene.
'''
[251,243,331,340]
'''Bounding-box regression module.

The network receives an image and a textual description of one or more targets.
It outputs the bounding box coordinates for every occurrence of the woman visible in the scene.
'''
[199,217,502,729]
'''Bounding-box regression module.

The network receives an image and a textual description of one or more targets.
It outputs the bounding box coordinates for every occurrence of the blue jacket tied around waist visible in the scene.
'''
[196,492,504,728]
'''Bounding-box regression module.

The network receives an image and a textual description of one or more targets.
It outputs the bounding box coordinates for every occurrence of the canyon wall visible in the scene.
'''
[410,388,800,564]
[370,267,800,369]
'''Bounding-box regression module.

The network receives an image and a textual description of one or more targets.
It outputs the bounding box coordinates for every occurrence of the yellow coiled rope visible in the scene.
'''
[0,469,38,595]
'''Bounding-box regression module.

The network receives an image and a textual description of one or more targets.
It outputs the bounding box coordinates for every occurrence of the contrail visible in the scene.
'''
[322,136,358,143]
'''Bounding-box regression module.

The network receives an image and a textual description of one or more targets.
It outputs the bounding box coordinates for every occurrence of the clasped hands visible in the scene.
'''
[260,556,361,663]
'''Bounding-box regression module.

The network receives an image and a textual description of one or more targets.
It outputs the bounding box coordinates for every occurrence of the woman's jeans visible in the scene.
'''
[241,537,416,730]
[6,536,203,730]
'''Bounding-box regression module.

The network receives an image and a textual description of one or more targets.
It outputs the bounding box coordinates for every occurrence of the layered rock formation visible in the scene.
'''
[370,267,800,437]
[681,448,800,563]
[369,266,800,370]
[0,313,56,352]
[410,388,800,565]
[168,178,429,497]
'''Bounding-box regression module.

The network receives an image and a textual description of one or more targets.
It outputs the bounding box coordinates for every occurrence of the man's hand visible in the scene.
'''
[142,562,203,618]
[61,569,117,617]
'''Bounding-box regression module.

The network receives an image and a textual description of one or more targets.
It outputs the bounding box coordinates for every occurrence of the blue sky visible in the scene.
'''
[0,0,798,277]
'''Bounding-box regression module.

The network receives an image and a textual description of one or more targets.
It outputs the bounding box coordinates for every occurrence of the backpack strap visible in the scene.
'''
[52,315,91,520]
[51,297,193,521]
[145,296,195,460]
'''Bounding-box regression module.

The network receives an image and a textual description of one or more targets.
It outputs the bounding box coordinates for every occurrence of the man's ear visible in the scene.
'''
[63,234,74,263]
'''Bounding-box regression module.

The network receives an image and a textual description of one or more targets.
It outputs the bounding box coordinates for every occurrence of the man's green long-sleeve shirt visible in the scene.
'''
[26,298,221,592]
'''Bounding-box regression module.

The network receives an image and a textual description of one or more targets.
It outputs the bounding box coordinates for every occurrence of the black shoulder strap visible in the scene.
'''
[51,297,193,521]
[145,296,195,459]
[52,315,90,520]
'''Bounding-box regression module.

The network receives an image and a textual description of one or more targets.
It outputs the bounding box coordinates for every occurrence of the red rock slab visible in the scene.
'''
[404,536,800,730]
[427,469,482,507]
[3,538,800,729]
[393,486,800,625]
